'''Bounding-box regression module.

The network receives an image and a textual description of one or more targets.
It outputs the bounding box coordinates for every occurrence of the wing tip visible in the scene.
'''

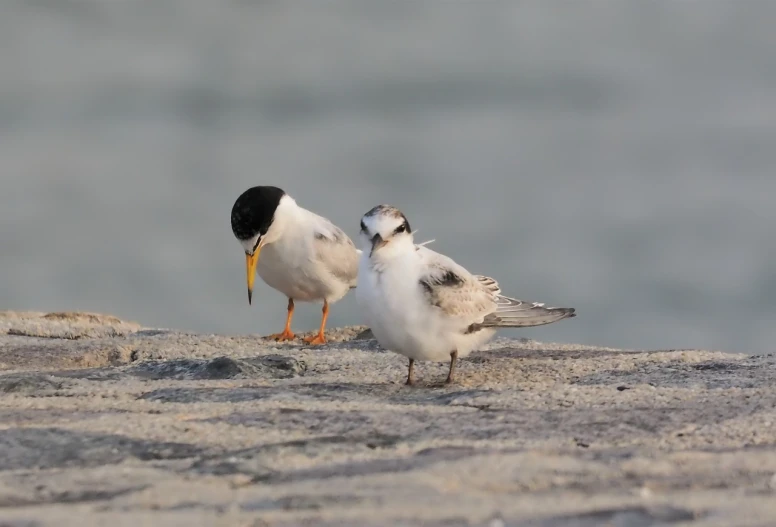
[558,306,576,318]
[484,304,577,328]
[545,306,576,321]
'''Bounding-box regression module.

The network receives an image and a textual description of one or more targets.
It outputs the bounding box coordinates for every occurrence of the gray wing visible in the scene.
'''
[483,295,576,328]
[417,246,575,329]
[312,215,360,287]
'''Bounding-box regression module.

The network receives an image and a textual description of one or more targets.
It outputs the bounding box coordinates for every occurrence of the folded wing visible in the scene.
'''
[416,246,575,330]
[311,214,360,287]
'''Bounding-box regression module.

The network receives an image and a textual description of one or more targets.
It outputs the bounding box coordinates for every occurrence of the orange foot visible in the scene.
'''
[303,333,327,345]
[268,329,295,341]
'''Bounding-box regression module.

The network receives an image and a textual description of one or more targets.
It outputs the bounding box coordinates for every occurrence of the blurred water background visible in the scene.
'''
[2,1,776,353]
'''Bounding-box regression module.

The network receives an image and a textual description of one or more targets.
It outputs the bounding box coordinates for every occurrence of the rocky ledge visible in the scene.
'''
[1,310,775,526]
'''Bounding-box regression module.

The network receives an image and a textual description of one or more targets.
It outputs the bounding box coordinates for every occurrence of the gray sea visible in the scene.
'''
[2,1,776,354]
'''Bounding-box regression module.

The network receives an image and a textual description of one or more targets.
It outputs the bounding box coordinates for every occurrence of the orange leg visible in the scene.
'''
[303,300,329,345]
[268,298,295,341]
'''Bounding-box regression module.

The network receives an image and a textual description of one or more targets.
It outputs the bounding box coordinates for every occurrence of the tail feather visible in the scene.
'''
[481,295,576,328]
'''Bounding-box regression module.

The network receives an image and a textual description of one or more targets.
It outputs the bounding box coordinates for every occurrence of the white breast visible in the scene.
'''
[356,253,459,361]
[257,238,312,300]
[257,232,347,302]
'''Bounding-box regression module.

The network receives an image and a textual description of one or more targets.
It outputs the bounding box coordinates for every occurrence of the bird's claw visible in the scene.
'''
[303,333,327,345]
[268,330,295,341]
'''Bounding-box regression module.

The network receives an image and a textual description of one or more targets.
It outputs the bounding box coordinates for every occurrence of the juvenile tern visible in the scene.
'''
[356,205,576,384]
[230,186,359,344]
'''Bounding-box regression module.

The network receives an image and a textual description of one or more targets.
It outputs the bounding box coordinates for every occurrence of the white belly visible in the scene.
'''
[357,260,493,362]
[257,240,348,303]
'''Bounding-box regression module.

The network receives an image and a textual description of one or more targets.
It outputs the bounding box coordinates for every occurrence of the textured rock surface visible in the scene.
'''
[1,311,775,526]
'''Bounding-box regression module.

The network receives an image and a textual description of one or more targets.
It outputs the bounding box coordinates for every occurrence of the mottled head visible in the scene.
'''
[359,205,414,258]
[230,185,286,304]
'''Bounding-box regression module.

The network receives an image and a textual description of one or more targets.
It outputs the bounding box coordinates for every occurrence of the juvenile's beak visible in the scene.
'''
[370,234,387,256]
[245,248,260,305]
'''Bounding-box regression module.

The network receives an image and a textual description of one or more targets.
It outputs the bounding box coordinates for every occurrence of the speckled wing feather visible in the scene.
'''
[416,246,500,323]
[417,246,576,329]
[311,214,360,287]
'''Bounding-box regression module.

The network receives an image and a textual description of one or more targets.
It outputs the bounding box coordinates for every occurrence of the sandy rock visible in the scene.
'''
[0,311,774,526]
[0,310,143,340]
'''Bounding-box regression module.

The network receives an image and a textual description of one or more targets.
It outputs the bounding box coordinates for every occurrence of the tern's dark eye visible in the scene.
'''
[394,222,408,235]
[359,220,367,233]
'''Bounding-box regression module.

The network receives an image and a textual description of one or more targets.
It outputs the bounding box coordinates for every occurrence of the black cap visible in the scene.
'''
[230,186,286,241]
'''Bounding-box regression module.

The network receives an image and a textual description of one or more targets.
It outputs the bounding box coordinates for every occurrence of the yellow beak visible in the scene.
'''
[245,248,260,305]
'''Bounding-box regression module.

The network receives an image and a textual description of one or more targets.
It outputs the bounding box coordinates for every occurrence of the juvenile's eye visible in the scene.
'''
[394,223,408,234]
